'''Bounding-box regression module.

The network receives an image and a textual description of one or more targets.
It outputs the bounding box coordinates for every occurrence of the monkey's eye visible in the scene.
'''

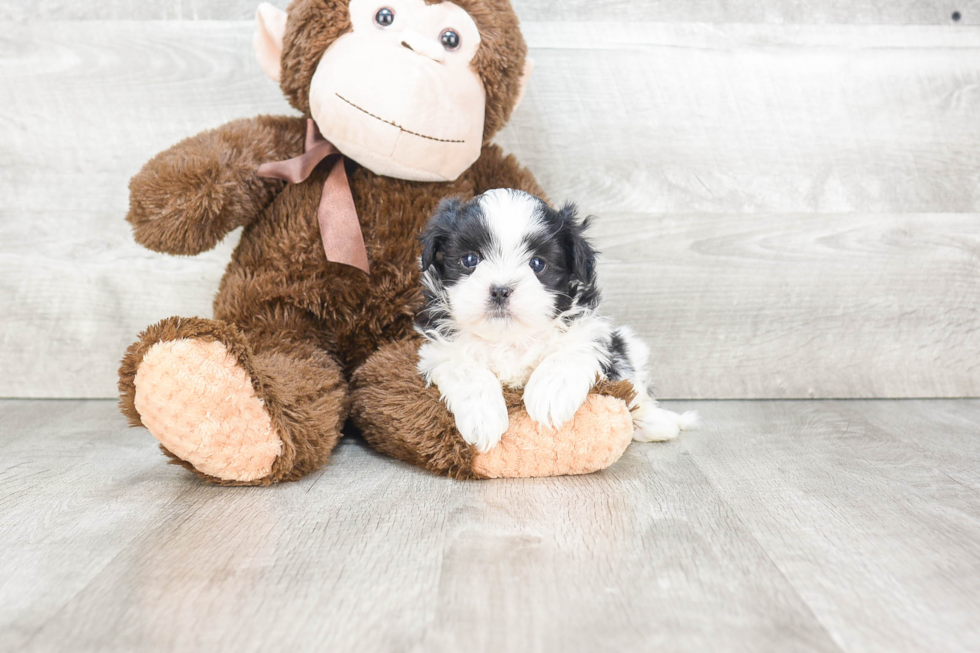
[461,253,480,268]
[374,7,395,28]
[529,257,546,273]
[440,29,461,51]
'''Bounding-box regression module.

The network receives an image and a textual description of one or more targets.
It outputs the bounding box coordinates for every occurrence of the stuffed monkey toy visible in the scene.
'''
[118,0,636,484]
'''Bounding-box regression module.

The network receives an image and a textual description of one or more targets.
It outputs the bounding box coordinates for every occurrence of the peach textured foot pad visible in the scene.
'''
[472,394,634,478]
[133,338,282,482]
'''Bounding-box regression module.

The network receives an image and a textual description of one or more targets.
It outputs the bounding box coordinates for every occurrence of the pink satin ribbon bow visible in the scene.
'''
[257,119,370,274]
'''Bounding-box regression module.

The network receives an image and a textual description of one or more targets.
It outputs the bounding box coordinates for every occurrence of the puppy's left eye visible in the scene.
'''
[529,257,546,273]
[461,253,480,268]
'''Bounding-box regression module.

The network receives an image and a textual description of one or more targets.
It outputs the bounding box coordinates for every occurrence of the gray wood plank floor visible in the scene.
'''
[1,400,978,652]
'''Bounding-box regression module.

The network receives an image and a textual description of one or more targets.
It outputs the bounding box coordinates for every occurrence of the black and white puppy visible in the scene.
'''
[416,189,697,452]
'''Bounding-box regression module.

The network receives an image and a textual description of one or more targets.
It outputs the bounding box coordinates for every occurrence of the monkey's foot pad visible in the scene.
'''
[133,338,282,482]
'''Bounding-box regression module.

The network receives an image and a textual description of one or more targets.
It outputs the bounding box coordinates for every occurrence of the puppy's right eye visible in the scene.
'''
[461,253,480,268]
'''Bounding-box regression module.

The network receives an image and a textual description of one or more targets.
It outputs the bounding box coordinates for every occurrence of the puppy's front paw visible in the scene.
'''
[453,393,509,453]
[523,368,592,430]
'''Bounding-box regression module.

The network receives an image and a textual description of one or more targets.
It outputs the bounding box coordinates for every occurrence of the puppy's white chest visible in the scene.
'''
[478,340,551,389]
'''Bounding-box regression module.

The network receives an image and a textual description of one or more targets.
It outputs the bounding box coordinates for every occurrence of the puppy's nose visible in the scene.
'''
[489,285,512,303]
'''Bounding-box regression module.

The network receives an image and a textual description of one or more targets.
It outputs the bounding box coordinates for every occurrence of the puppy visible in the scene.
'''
[415,189,697,452]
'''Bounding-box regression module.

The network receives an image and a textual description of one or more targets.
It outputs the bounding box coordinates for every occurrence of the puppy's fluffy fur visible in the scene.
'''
[416,189,697,452]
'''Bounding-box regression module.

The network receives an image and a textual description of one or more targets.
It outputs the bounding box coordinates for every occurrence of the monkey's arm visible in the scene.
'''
[126,115,305,255]
[468,143,548,200]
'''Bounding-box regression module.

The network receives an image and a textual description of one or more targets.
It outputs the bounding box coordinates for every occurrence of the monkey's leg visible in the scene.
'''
[119,313,347,486]
[350,340,634,479]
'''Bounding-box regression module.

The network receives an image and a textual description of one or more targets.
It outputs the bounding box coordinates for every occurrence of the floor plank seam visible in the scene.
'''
[16,477,200,648]
[835,402,980,499]
[679,437,852,653]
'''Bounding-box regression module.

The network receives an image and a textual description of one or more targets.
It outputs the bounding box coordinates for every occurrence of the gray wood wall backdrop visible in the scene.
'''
[1,2,979,399]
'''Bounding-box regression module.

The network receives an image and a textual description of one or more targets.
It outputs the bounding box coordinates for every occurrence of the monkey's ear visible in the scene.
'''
[254,3,288,82]
[512,58,535,113]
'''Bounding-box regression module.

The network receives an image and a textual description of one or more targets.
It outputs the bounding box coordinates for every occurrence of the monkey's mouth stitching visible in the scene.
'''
[335,94,465,144]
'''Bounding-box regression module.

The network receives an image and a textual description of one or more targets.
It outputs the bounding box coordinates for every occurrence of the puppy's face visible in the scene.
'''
[419,189,600,341]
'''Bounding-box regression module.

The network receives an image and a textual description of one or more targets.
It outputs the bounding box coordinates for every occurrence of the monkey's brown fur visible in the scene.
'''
[118,0,633,484]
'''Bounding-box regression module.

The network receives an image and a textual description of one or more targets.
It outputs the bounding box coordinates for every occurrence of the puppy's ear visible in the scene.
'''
[419,226,445,273]
[558,203,597,283]
[420,197,462,272]
[572,223,597,286]
[558,203,601,308]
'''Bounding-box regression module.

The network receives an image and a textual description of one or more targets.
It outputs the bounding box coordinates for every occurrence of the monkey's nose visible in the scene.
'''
[399,30,446,63]
[489,285,513,303]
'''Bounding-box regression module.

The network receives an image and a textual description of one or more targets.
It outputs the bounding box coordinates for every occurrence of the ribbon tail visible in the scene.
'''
[257,119,369,275]
[319,158,370,275]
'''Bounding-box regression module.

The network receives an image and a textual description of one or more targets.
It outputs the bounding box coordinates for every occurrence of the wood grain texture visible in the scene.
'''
[681,399,980,652]
[504,23,980,215]
[0,401,192,649]
[2,399,979,652]
[0,21,292,399]
[595,212,980,399]
[2,21,980,398]
[847,400,980,491]
[3,0,978,25]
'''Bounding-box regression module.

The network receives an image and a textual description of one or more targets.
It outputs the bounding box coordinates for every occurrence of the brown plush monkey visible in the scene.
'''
[118,0,635,485]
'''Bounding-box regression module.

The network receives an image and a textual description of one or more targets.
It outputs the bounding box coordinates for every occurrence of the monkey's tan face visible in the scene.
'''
[254,0,515,182]
[314,0,486,182]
